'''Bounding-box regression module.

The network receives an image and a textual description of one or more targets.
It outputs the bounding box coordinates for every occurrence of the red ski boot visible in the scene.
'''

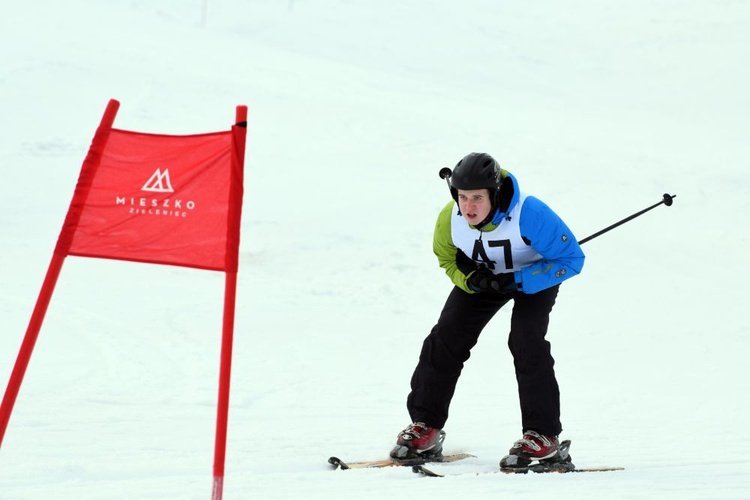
[389,422,446,460]
[500,430,560,469]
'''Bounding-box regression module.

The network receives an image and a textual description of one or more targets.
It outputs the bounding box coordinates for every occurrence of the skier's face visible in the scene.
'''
[457,189,492,225]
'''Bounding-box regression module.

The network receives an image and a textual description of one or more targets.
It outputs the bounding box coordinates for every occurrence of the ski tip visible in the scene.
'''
[328,456,350,470]
[412,465,444,477]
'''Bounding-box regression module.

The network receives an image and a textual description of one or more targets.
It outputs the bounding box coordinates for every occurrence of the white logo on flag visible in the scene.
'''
[142,168,174,193]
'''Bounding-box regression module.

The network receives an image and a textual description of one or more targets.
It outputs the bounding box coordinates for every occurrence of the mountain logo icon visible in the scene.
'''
[142,168,174,193]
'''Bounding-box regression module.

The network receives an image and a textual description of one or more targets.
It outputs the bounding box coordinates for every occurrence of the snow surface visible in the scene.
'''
[1,1,749,499]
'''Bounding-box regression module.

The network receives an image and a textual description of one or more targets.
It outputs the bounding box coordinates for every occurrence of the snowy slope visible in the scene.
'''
[1,1,749,499]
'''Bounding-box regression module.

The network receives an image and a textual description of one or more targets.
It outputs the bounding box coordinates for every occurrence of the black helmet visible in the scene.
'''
[449,152,502,203]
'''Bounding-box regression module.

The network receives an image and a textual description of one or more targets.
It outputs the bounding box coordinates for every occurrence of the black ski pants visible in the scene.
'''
[406,285,562,436]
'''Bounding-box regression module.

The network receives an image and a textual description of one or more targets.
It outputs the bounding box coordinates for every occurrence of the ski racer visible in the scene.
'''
[390,152,585,470]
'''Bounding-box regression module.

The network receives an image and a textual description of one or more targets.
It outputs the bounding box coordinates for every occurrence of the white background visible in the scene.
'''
[1,1,748,498]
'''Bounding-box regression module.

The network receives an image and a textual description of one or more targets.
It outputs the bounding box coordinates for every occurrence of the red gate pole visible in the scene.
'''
[211,105,247,500]
[211,270,238,500]
[0,99,120,448]
[0,254,65,445]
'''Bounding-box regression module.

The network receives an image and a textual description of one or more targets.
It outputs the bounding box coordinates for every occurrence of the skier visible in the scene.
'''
[390,152,585,470]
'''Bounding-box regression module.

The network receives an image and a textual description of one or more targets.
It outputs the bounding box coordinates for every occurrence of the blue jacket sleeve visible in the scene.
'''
[515,196,585,294]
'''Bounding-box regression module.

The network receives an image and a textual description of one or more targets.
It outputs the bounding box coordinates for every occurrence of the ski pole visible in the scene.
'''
[578,193,676,245]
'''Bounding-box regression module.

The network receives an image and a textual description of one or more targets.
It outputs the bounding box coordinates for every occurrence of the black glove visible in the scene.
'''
[467,267,518,294]
[467,266,493,292]
[491,273,518,293]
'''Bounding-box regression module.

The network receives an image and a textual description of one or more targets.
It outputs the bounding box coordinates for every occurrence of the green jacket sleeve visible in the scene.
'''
[433,202,476,293]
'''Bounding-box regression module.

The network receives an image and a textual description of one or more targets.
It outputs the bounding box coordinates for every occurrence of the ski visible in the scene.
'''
[502,463,625,474]
[412,464,624,477]
[328,452,475,471]
[412,439,623,477]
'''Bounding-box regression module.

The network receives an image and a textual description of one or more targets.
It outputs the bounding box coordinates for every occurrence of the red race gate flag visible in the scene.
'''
[0,99,247,500]
[58,103,245,272]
